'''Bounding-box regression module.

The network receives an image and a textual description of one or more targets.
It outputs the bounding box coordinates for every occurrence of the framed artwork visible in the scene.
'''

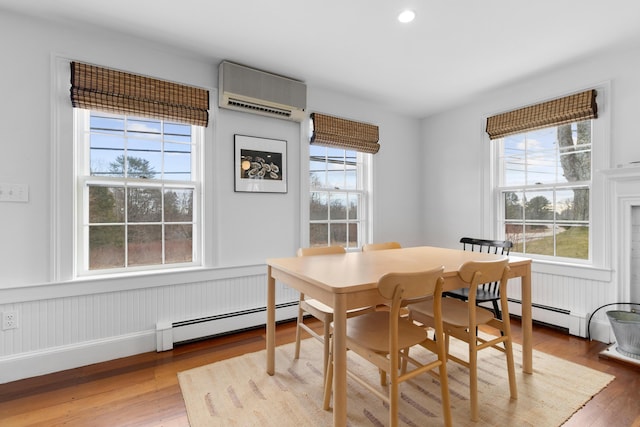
[234,134,287,193]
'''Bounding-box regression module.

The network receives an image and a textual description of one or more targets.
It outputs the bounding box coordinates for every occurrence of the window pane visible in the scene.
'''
[347,223,358,248]
[330,223,347,247]
[89,225,125,270]
[127,225,162,266]
[310,223,328,247]
[90,134,124,177]
[330,194,347,220]
[164,151,192,181]
[348,194,359,220]
[127,118,162,137]
[524,190,553,222]
[557,188,589,221]
[327,170,345,189]
[524,224,554,256]
[91,115,124,133]
[504,191,523,220]
[555,225,589,259]
[502,135,525,186]
[128,187,162,222]
[126,144,161,179]
[164,189,193,222]
[89,186,125,223]
[165,224,192,263]
[310,192,328,220]
[310,159,326,188]
[526,127,557,185]
[505,223,524,252]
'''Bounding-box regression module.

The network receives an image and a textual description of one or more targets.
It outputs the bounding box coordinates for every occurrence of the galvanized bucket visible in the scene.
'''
[606,310,640,359]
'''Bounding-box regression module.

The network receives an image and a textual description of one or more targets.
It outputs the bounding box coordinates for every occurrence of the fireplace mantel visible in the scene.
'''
[600,165,640,181]
[601,166,640,304]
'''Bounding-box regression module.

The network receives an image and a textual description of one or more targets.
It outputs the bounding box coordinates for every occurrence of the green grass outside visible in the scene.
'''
[512,226,589,259]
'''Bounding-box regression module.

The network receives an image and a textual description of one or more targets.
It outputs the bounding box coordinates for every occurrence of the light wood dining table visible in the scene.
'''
[265,245,532,426]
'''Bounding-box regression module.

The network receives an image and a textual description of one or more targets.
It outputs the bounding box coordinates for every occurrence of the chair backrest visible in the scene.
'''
[460,237,512,255]
[377,267,445,312]
[297,245,346,257]
[362,242,402,252]
[457,259,510,297]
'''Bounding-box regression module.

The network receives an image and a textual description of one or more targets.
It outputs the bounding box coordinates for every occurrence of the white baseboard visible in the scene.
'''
[0,330,156,384]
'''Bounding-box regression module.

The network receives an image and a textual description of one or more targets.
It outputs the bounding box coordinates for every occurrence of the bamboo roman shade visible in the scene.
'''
[486,89,597,139]
[310,113,380,154]
[70,61,209,127]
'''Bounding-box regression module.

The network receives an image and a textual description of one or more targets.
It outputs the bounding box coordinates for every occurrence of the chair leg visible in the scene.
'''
[322,318,331,378]
[469,343,479,422]
[389,357,399,427]
[492,300,502,320]
[322,339,334,410]
[294,303,305,360]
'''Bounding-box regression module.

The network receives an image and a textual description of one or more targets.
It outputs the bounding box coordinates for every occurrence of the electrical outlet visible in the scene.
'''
[2,311,18,330]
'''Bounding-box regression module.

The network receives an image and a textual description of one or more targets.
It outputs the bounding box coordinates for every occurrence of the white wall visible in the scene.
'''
[420,42,640,338]
[0,10,423,382]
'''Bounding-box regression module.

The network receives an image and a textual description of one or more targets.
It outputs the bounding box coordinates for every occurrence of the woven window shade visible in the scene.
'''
[486,89,597,139]
[70,61,209,127]
[310,113,380,154]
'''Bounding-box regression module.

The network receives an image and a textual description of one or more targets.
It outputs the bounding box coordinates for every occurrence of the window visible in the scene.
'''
[495,121,592,260]
[489,89,601,262]
[75,110,203,274]
[309,145,370,248]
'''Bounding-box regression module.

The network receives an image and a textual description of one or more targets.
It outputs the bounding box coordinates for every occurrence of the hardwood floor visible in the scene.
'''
[0,318,638,426]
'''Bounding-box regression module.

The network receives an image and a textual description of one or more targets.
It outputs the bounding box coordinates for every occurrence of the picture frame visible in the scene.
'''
[234,134,287,193]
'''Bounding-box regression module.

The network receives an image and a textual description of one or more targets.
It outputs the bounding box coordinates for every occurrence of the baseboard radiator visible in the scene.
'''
[156,301,299,351]
[506,298,591,338]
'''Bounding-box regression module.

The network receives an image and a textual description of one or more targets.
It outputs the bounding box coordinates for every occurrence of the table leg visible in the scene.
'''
[266,266,276,375]
[521,265,532,374]
[332,293,347,426]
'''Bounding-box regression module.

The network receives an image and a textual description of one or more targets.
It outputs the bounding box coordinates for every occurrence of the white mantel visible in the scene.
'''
[600,166,640,302]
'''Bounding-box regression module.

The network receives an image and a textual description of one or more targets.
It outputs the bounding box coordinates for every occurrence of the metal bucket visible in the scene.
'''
[606,310,640,359]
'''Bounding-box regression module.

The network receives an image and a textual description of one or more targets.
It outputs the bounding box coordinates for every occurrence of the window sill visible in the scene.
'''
[530,258,612,282]
[0,264,268,304]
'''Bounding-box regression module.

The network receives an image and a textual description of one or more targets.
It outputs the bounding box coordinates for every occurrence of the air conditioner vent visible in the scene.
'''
[227,97,293,118]
[219,61,306,122]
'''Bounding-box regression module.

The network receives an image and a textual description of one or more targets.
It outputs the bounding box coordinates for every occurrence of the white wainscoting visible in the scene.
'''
[0,260,617,384]
[0,265,299,384]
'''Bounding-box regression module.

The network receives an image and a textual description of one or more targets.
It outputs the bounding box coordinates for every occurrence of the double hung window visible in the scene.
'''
[309,146,368,248]
[307,113,378,249]
[76,111,202,272]
[69,61,209,276]
[489,90,598,261]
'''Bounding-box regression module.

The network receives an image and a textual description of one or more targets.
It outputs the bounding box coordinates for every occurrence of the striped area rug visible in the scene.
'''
[178,336,613,426]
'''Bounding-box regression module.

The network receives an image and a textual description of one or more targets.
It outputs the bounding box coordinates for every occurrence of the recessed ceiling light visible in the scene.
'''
[398,9,416,23]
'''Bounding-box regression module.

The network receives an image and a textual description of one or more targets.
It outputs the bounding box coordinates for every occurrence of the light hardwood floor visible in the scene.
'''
[0,318,639,426]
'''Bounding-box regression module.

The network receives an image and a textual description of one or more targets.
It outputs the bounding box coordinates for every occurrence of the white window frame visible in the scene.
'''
[74,110,203,276]
[301,134,373,250]
[484,84,610,276]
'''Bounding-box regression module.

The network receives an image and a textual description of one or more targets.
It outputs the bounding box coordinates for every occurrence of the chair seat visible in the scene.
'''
[301,298,375,321]
[408,297,494,329]
[345,312,428,353]
[444,287,499,303]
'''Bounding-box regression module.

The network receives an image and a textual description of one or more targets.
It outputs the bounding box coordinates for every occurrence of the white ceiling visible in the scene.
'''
[3,0,640,118]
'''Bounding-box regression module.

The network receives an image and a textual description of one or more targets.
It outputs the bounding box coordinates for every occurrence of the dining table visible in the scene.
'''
[265,245,532,426]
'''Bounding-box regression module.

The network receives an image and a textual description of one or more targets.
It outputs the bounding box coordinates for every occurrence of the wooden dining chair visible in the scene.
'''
[294,246,374,380]
[362,241,402,252]
[407,258,517,422]
[443,237,513,320]
[323,267,453,427]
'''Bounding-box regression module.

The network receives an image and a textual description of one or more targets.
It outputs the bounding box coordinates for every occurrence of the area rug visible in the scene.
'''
[178,337,614,426]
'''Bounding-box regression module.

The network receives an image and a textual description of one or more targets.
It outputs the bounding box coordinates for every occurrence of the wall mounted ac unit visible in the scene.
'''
[218,61,307,122]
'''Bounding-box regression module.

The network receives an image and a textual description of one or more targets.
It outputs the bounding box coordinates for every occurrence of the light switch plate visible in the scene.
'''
[0,183,29,202]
